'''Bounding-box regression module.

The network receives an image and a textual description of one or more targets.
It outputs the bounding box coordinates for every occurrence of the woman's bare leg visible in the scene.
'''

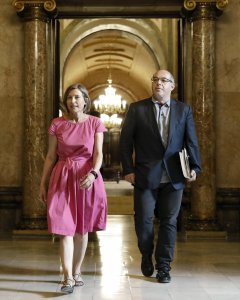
[73,233,88,275]
[60,235,74,280]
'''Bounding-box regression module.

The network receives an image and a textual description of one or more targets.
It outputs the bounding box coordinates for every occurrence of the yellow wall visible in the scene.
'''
[215,1,240,187]
[0,1,24,186]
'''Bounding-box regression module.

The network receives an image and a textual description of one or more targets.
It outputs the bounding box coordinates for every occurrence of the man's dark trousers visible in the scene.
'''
[134,183,183,270]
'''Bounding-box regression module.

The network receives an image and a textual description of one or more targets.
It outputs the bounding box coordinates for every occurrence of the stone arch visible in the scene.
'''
[60,18,170,100]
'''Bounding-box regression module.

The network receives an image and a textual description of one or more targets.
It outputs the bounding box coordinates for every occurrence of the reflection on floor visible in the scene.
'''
[0,215,240,300]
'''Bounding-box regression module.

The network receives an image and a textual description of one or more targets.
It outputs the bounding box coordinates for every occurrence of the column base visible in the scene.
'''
[12,216,49,238]
[12,229,51,239]
[17,216,47,230]
[184,217,227,240]
[185,230,227,240]
[186,216,223,230]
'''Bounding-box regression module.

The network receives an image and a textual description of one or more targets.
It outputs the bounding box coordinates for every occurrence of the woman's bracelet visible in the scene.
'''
[89,170,98,179]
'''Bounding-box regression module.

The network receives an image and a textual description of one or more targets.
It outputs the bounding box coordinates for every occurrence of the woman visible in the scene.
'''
[40,83,107,294]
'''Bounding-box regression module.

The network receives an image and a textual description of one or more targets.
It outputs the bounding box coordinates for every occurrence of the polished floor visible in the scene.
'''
[0,215,240,300]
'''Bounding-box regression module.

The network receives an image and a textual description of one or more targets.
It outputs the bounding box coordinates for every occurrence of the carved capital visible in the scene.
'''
[216,0,228,10]
[184,0,197,11]
[12,0,56,12]
[12,0,57,21]
[182,0,228,21]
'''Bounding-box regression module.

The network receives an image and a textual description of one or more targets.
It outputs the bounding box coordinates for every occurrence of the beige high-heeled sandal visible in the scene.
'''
[61,278,75,293]
[73,273,84,286]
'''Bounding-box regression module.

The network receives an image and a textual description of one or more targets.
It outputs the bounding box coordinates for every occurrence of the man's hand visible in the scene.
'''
[187,170,196,182]
[124,173,135,185]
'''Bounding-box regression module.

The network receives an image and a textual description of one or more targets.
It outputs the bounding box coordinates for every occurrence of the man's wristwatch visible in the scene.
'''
[90,170,98,179]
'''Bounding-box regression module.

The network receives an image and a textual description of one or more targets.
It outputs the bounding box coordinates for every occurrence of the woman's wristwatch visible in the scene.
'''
[90,170,98,179]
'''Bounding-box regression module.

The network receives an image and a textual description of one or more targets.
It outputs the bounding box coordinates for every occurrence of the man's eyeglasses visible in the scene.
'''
[151,77,173,84]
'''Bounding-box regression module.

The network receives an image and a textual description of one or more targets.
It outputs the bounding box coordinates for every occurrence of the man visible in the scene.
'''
[120,70,201,283]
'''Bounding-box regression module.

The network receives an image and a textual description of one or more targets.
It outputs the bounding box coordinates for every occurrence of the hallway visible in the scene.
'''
[0,215,240,300]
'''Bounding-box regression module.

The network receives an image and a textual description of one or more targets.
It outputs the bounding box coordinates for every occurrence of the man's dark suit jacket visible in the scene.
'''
[120,98,201,190]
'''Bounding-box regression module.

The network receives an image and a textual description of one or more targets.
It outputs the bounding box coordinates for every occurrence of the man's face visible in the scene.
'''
[151,70,175,101]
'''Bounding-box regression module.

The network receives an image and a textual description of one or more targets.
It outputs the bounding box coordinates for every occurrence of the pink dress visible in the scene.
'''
[47,116,107,236]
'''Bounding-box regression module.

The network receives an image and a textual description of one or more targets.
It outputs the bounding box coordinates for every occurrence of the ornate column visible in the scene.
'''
[182,0,228,231]
[12,1,56,230]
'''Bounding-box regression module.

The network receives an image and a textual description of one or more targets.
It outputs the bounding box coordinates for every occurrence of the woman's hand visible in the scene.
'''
[79,173,95,189]
[40,184,47,204]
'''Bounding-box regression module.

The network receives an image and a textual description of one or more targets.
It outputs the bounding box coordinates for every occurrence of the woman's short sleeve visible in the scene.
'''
[96,118,107,133]
[48,119,57,135]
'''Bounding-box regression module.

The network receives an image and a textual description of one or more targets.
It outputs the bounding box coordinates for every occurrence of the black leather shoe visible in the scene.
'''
[156,270,171,283]
[141,255,154,277]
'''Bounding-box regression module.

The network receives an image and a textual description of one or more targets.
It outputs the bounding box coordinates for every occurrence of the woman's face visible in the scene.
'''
[66,88,85,113]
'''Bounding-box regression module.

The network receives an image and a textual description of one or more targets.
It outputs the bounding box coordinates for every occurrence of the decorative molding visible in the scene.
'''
[184,0,197,11]
[181,188,240,232]
[0,186,22,208]
[216,0,228,10]
[55,1,183,18]
[12,0,56,12]
[1,186,238,199]
[185,217,223,231]
[1,186,239,206]
[0,187,47,230]
[184,0,228,11]
[0,186,239,232]
[17,216,48,230]
[12,0,57,21]
[182,187,240,204]
[183,0,228,21]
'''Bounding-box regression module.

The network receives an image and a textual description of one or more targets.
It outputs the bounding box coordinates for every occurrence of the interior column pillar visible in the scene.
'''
[12,0,56,230]
[182,0,228,233]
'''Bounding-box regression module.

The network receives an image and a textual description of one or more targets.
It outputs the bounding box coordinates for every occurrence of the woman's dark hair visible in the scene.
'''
[63,83,91,113]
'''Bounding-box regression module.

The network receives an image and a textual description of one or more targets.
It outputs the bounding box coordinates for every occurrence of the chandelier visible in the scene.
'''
[93,79,127,115]
[93,78,127,129]
[100,113,122,129]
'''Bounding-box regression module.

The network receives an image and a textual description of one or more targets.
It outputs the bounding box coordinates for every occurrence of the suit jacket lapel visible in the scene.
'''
[145,99,162,140]
[166,99,179,149]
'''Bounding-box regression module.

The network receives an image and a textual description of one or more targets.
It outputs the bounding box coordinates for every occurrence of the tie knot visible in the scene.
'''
[156,102,164,107]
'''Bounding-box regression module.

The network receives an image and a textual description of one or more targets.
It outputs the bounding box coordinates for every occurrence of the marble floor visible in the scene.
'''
[0,215,240,300]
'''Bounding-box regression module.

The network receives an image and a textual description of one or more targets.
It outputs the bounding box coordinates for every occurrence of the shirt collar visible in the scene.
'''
[151,97,170,107]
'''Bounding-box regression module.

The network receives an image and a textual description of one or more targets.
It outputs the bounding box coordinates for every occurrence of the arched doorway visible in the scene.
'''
[59,18,180,180]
